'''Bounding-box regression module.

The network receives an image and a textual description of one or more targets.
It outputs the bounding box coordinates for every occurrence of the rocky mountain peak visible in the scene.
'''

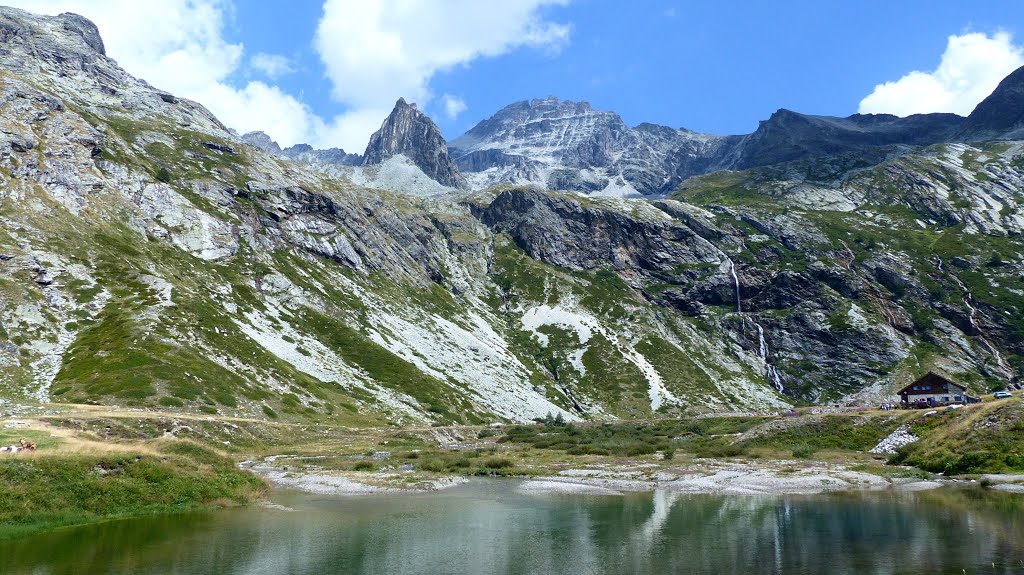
[448,96,729,196]
[241,131,283,155]
[726,108,964,170]
[57,12,105,55]
[362,98,466,188]
[240,131,361,167]
[0,8,107,64]
[960,64,1024,141]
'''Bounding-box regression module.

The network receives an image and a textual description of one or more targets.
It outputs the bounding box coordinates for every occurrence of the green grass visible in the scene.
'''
[499,417,766,458]
[0,442,266,540]
[741,414,909,452]
[293,307,474,423]
[890,402,1024,475]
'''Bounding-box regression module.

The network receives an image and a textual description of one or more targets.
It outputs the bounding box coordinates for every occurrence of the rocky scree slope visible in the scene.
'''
[1,8,1023,425]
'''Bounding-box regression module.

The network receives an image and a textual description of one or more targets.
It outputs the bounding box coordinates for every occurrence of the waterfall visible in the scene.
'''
[722,256,784,394]
[950,271,1010,377]
[755,322,784,393]
[728,258,741,313]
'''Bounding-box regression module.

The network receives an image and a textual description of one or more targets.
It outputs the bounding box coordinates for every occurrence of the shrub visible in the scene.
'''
[791,444,816,459]
[694,443,746,458]
[483,457,513,469]
[353,461,376,471]
[158,396,184,408]
[420,459,446,473]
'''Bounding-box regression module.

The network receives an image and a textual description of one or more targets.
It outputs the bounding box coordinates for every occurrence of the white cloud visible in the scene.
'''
[250,52,295,79]
[6,0,571,152]
[193,82,321,146]
[314,0,569,149]
[314,108,393,154]
[859,32,1024,117]
[8,0,242,95]
[6,0,321,147]
[440,94,467,120]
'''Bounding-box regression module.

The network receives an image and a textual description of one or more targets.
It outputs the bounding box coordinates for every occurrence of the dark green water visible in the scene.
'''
[3,481,1024,575]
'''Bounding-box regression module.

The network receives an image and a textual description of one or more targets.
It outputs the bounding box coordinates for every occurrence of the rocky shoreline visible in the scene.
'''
[243,457,1022,497]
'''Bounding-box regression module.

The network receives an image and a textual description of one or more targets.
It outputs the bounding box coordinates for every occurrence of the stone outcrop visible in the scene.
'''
[362,98,466,189]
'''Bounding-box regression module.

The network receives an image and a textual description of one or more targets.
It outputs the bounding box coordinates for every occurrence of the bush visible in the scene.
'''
[694,443,746,458]
[158,396,184,408]
[353,461,376,471]
[483,457,513,469]
[791,444,816,459]
[420,459,446,473]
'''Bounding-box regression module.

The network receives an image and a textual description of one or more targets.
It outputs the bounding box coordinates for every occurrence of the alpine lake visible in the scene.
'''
[3,480,1023,575]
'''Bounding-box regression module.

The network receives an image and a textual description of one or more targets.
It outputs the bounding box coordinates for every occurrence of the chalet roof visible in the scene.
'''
[897,372,965,395]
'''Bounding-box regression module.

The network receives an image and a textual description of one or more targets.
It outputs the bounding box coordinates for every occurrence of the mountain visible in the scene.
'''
[721,109,963,170]
[958,64,1024,141]
[362,98,466,189]
[3,7,1024,429]
[240,131,362,166]
[448,96,1010,197]
[448,97,730,196]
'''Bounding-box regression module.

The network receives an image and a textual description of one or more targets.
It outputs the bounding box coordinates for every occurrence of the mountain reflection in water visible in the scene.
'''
[3,481,1023,575]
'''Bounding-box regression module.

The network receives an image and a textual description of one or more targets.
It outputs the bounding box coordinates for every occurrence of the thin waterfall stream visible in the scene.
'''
[727,257,784,394]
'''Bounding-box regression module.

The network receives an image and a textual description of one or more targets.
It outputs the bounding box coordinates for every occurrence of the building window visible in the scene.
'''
[942,397,949,402]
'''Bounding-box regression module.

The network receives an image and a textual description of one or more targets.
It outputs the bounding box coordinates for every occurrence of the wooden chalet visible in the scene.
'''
[898,372,978,407]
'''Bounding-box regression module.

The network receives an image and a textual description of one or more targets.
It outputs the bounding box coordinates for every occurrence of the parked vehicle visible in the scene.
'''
[994,391,1012,399]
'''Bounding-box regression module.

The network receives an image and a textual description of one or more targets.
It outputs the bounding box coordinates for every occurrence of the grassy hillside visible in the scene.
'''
[0,428,266,540]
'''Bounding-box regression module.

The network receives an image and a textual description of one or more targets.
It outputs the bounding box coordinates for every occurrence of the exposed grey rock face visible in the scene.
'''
[466,186,925,401]
[449,97,729,196]
[240,131,282,155]
[57,12,104,55]
[448,97,1001,197]
[721,109,963,170]
[283,144,361,166]
[473,188,722,272]
[362,98,466,188]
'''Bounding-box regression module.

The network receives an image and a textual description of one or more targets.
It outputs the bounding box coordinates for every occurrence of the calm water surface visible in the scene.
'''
[4,481,1024,575]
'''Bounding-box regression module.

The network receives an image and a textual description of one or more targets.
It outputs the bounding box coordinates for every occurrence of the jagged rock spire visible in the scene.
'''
[362,98,466,188]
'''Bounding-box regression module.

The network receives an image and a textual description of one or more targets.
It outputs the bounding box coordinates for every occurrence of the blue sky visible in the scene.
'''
[229,0,1024,142]
[14,1,1024,150]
